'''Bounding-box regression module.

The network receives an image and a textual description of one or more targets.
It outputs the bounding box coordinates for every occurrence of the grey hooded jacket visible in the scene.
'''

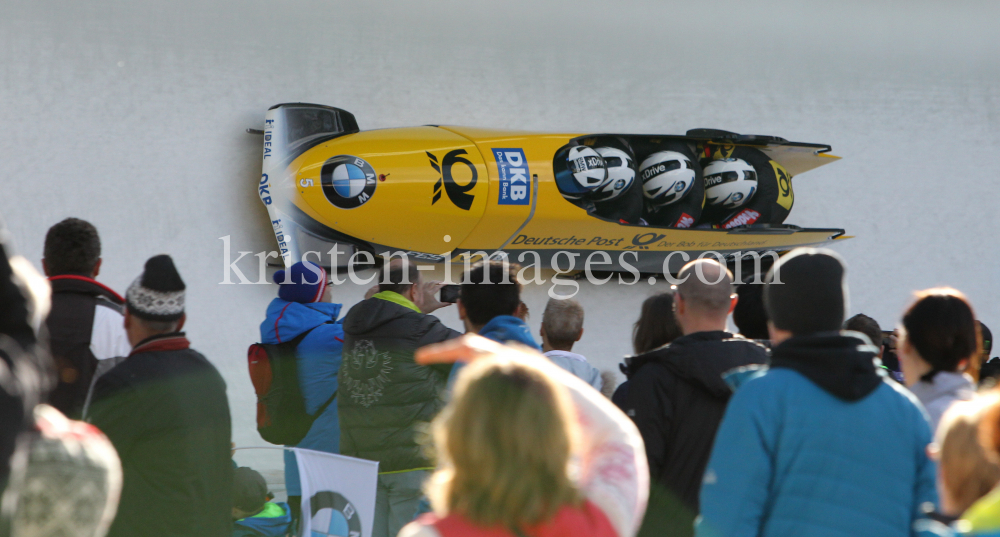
[908,371,975,432]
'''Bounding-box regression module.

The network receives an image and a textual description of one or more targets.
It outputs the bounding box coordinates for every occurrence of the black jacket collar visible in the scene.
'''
[130,332,189,356]
[622,331,768,397]
[48,274,124,304]
[771,332,884,401]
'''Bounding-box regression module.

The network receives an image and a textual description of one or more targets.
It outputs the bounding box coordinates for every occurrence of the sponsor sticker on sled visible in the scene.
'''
[770,160,794,211]
[494,148,530,206]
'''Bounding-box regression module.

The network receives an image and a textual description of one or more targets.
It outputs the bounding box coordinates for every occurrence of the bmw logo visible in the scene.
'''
[309,491,362,537]
[321,155,377,209]
[675,181,686,192]
[733,192,744,202]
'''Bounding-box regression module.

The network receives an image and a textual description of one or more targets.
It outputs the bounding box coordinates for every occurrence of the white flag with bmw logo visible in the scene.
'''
[294,448,379,537]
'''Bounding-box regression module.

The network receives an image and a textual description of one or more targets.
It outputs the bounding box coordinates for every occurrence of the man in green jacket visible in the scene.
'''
[339,259,459,537]
[90,255,233,537]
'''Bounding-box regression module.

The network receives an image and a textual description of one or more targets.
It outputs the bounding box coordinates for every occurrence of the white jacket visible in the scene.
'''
[545,350,604,392]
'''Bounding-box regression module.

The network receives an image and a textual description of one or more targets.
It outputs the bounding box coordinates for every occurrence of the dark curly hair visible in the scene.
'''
[844,313,882,348]
[43,218,101,276]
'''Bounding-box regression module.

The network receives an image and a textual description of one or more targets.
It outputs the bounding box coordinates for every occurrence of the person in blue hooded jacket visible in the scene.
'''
[443,260,541,391]
[446,260,540,390]
[457,260,539,349]
[231,467,292,537]
[696,248,937,537]
[259,260,343,523]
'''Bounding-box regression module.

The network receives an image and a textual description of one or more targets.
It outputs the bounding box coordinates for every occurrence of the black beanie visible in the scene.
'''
[232,467,268,514]
[733,284,770,340]
[764,248,848,336]
[125,255,186,322]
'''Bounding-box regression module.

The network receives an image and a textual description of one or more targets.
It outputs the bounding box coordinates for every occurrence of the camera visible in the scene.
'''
[439,284,460,304]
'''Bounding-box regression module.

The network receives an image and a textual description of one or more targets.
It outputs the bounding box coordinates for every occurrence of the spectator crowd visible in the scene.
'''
[0,215,996,537]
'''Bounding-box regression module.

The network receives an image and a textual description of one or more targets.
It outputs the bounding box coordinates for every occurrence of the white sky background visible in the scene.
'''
[2,0,999,464]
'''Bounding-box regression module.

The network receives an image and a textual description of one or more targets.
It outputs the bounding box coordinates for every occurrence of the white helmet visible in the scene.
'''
[592,147,635,202]
[559,146,608,200]
[639,151,696,206]
[704,158,758,208]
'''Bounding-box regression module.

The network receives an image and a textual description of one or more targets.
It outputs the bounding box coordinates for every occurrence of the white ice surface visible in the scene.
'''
[2,0,998,476]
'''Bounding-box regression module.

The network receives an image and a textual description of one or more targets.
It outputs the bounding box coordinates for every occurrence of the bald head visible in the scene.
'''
[672,260,736,335]
[676,259,735,314]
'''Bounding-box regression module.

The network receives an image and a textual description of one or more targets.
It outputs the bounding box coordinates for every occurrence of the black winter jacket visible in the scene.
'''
[339,295,460,472]
[46,275,127,418]
[89,333,233,537]
[618,331,768,537]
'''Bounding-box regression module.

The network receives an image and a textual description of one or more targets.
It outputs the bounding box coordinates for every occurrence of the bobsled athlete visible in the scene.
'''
[399,335,649,537]
[554,138,644,224]
[699,145,795,229]
[636,141,705,228]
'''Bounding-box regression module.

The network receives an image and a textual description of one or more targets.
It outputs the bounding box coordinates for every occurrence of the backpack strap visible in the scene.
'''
[311,389,338,418]
[286,320,339,418]
[279,320,336,348]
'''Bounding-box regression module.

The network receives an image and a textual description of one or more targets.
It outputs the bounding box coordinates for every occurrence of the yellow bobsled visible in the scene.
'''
[257,103,846,275]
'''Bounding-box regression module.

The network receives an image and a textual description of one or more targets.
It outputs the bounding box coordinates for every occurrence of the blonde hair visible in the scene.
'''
[426,355,582,528]
[937,395,1000,515]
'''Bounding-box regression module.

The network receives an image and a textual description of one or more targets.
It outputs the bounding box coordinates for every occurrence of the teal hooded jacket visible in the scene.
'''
[696,334,937,537]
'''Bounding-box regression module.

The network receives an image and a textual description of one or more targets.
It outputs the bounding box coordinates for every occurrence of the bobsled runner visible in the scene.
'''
[256,103,848,275]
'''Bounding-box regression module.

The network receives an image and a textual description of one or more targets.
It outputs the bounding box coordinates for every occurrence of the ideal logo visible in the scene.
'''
[428,150,478,211]
[493,148,530,206]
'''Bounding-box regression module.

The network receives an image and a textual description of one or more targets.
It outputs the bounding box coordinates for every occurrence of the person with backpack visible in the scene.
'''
[256,260,343,524]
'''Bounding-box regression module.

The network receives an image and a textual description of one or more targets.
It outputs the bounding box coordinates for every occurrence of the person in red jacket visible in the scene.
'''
[399,335,649,537]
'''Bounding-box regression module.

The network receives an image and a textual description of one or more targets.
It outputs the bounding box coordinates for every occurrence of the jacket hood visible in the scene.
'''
[908,371,975,408]
[48,274,124,304]
[770,332,884,401]
[479,315,540,350]
[234,502,291,536]
[342,295,425,336]
[261,298,342,344]
[632,331,769,397]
